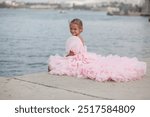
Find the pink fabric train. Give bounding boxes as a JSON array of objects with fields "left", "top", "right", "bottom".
[{"left": 48, "top": 36, "right": 146, "bottom": 82}]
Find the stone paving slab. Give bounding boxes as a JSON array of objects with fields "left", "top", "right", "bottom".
[
  {"left": 14, "top": 71, "right": 150, "bottom": 100},
  {"left": 0, "top": 77, "right": 100, "bottom": 100}
]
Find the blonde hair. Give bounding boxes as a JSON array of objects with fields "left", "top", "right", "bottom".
[{"left": 70, "top": 18, "right": 83, "bottom": 29}]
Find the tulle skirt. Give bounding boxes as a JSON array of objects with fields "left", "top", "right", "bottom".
[{"left": 48, "top": 52, "right": 146, "bottom": 82}]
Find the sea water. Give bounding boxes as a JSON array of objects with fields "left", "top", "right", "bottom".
[{"left": 0, "top": 9, "right": 150, "bottom": 76}]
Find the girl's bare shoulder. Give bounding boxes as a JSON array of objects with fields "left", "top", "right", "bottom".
[{"left": 79, "top": 36, "right": 84, "bottom": 45}]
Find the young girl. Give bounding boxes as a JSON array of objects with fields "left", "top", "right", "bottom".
[
  {"left": 48, "top": 18, "right": 146, "bottom": 82},
  {"left": 66, "top": 18, "right": 84, "bottom": 57}
]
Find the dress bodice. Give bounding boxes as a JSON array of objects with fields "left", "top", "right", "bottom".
[{"left": 66, "top": 36, "right": 87, "bottom": 55}]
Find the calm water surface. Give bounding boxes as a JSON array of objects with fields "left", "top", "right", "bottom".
[{"left": 0, "top": 9, "right": 150, "bottom": 77}]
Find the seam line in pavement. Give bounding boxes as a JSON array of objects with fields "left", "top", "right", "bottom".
[{"left": 13, "top": 78, "right": 112, "bottom": 100}]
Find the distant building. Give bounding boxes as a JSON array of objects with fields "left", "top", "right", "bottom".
[
  {"left": 142, "top": 0, "right": 150, "bottom": 16},
  {"left": 2, "top": 0, "right": 25, "bottom": 8},
  {"left": 4, "top": 0, "right": 18, "bottom": 7}
]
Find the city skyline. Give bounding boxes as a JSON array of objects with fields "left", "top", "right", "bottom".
[{"left": 0, "top": 0, "right": 145, "bottom": 5}]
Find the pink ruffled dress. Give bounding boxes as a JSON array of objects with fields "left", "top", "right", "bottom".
[{"left": 48, "top": 36, "right": 146, "bottom": 82}]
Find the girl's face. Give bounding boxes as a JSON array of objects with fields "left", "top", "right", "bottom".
[{"left": 70, "top": 23, "right": 83, "bottom": 36}]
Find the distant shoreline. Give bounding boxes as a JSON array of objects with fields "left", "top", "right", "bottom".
[
  {"left": 0, "top": 7, "right": 145, "bottom": 17},
  {"left": 0, "top": 1, "right": 107, "bottom": 11},
  {"left": 0, "top": 1, "right": 148, "bottom": 16}
]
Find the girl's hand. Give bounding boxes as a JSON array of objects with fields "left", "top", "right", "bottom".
[{"left": 66, "top": 51, "right": 75, "bottom": 57}]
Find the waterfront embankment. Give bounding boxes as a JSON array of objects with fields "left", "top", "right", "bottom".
[{"left": 0, "top": 58, "right": 149, "bottom": 100}]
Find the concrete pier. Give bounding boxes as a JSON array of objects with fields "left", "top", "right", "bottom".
[{"left": 0, "top": 58, "right": 150, "bottom": 100}]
